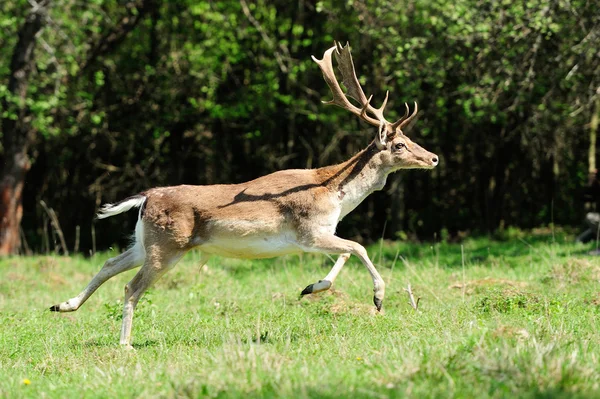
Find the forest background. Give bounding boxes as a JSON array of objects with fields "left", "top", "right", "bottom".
[{"left": 1, "top": 0, "right": 598, "bottom": 255}]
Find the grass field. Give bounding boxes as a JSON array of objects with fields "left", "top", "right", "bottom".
[{"left": 1, "top": 230, "right": 600, "bottom": 398}]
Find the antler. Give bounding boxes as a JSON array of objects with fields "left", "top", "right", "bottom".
[
  {"left": 312, "top": 41, "right": 419, "bottom": 147},
  {"left": 311, "top": 44, "right": 381, "bottom": 127},
  {"left": 332, "top": 42, "right": 395, "bottom": 129},
  {"left": 391, "top": 101, "right": 419, "bottom": 131}
]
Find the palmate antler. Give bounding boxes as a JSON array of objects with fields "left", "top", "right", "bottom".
[{"left": 312, "top": 41, "right": 418, "bottom": 148}]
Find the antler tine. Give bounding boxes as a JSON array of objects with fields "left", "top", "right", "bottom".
[
  {"left": 330, "top": 42, "right": 390, "bottom": 128},
  {"left": 371, "top": 90, "right": 389, "bottom": 122},
  {"left": 334, "top": 43, "right": 394, "bottom": 130},
  {"left": 312, "top": 46, "right": 380, "bottom": 127},
  {"left": 360, "top": 95, "right": 374, "bottom": 119},
  {"left": 390, "top": 102, "right": 410, "bottom": 131},
  {"left": 397, "top": 101, "right": 418, "bottom": 131}
]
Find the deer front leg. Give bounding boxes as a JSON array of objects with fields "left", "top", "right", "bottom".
[
  {"left": 301, "top": 253, "right": 350, "bottom": 296},
  {"left": 303, "top": 235, "right": 385, "bottom": 311}
]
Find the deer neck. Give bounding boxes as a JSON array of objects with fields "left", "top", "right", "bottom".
[{"left": 319, "top": 142, "right": 390, "bottom": 220}]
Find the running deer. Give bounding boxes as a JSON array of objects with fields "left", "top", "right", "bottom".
[{"left": 50, "top": 42, "right": 438, "bottom": 348}]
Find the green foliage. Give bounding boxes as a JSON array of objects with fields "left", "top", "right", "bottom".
[
  {"left": 1, "top": 0, "right": 598, "bottom": 251},
  {"left": 1, "top": 235, "right": 600, "bottom": 397}
]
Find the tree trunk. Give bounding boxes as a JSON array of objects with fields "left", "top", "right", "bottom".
[
  {"left": 0, "top": 2, "right": 50, "bottom": 255},
  {"left": 0, "top": 153, "right": 31, "bottom": 255},
  {"left": 589, "top": 89, "right": 599, "bottom": 174}
]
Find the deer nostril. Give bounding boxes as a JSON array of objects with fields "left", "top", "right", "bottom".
[{"left": 432, "top": 157, "right": 439, "bottom": 164}]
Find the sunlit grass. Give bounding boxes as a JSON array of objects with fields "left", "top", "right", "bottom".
[{"left": 1, "top": 231, "right": 599, "bottom": 398}]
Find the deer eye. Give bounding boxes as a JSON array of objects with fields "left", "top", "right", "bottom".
[{"left": 394, "top": 143, "right": 406, "bottom": 151}]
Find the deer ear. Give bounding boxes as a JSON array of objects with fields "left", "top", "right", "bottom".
[{"left": 375, "top": 121, "right": 387, "bottom": 150}]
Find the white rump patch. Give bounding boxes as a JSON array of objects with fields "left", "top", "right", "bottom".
[
  {"left": 97, "top": 195, "right": 147, "bottom": 219},
  {"left": 134, "top": 207, "right": 146, "bottom": 252}
]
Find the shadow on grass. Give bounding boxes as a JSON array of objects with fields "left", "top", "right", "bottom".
[
  {"left": 80, "top": 338, "right": 160, "bottom": 349},
  {"left": 180, "top": 231, "right": 594, "bottom": 277},
  {"left": 526, "top": 388, "right": 598, "bottom": 399},
  {"left": 165, "top": 381, "right": 600, "bottom": 399},
  {"left": 378, "top": 232, "right": 596, "bottom": 269}
]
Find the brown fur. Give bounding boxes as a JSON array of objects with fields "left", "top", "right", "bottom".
[{"left": 141, "top": 134, "right": 436, "bottom": 254}]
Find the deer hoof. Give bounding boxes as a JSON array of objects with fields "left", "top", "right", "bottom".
[
  {"left": 301, "top": 284, "right": 315, "bottom": 296},
  {"left": 373, "top": 296, "right": 383, "bottom": 312},
  {"left": 301, "top": 280, "right": 332, "bottom": 296}
]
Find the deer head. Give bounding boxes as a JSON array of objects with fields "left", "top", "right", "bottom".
[{"left": 312, "top": 41, "right": 438, "bottom": 171}]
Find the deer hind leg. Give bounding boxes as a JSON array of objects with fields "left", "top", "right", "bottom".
[
  {"left": 301, "top": 253, "right": 351, "bottom": 296},
  {"left": 50, "top": 244, "right": 145, "bottom": 312},
  {"left": 119, "top": 245, "right": 185, "bottom": 349},
  {"left": 302, "top": 235, "right": 385, "bottom": 311}
]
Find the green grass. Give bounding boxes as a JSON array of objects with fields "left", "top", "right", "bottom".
[{"left": 1, "top": 231, "right": 600, "bottom": 398}]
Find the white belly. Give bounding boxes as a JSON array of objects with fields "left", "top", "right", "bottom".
[{"left": 199, "top": 233, "right": 302, "bottom": 259}]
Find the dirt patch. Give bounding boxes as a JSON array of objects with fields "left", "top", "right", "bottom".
[
  {"left": 543, "top": 259, "right": 600, "bottom": 286},
  {"left": 47, "top": 272, "right": 68, "bottom": 286},
  {"left": 302, "top": 287, "right": 349, "bottom": 302},
  {"left": 301, "top": 288, "right": 378, "bottom": 316},
  {"left": 35, "top": 257, "right": 60, "bottom": 272},
  {"left": 449, "top": 277, "right": 528, "bottom": 295},
  {"left": 584, "top": 292, "right": 600, "bottom": 306},
  {"left": 329, "top": 301, "right": 379, "bottom": 316},
  {"left": 493, "top": 325, "right": 531, "bottom": 341},
  {"left": 6, "top": 272, "right": 27, "bottom": 282},
  {"left": 271, "top": 292, "right": 286, "bottom": 300}
]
